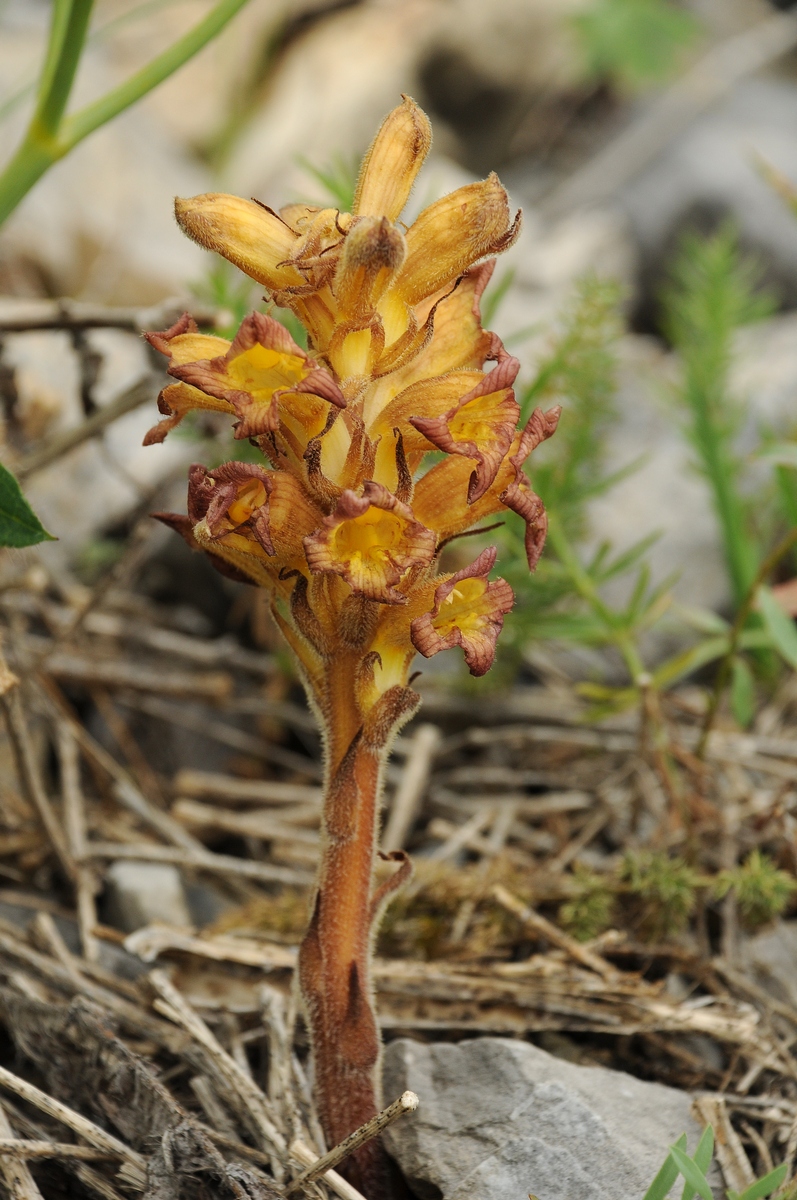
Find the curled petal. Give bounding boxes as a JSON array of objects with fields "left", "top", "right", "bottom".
[
  {"left": 411, "top": 546, "right": 513, "bottom": 676},
  {"left": 353, "top": 95, "right": 432, "bottom": 223},
  {"left": 408, "top": 346, "right": 520, "bottom": 501},
  {"left": 499, "top": 405, "right": 561, "bottom": 570},
  {"left": 143, "top": 381, "right": 234, "bottom": 445},
  {"left": 303, "top": 483, "right": 436, "bottom": 604},
  {"left": 168, "top": 312, "right": 343, "bottom": 440},
  {"left": 397, "top": 175, "right": 521, "bottom": 307},
  {"left": 188, "top": 462, "right": 275, "bottom": 553},
  {"left": 175, "top": 194, "right": 305, "bottom": 291},
  {"left": 145, "top": 313, "right": 230, "bottom": 365},
  {"left": 187, "top": 461, "right": 323, "bottom": 566}
]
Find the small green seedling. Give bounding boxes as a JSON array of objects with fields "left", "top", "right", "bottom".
[{"left": 642, "top": 1125, "right": 788, "bottom": 1200}]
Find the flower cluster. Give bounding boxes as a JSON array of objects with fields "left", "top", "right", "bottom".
[{"left": 148, "top": 98, "right": 558, "bottom": 710}]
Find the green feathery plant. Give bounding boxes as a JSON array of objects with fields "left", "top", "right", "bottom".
[
  {"left": 574, "top": 0, "right": 699, "bottom": 92},
  {"left": 558, "top": 850, "right": 794, "bottom": 943},
  {"left": 662, "top": 226, "right": 774, "bottom": 611}
]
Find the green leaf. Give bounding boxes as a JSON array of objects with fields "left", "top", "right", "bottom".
[
  {"left": 0, "top": 463, "right": 54, "bottom": 547},
  {"left": 730, "top": 656, "right": 756, "bottom": 727},
  {"left": 668, "top": 1144, "right": 712, "bottom": 1200},
  {"left": 681, "top": 1126, "right": 714, "bottom": 1200},
  {"left": 643, "top": 1134, "right": 687, "bottom": 1200},
  {"left": 737, "top": 1163, "right": 788, "bottom": 1200},
  {"left": 651, "top": 636, "right": 729, "bottom": 690},
  {"left": 758, "top": 584, "right": 797, "bottom": 669},
  {"left": 671, "top": 603, "right": 730, "bottom": 636},
  {"left": 758, "top": 442, "right": 797, "bottom": 470}
]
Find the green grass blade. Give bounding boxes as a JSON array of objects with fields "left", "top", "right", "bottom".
[
  {"left": 758, "top": 584, "right": 797, "bottom": 669},
  {"left": 481, "top": 267, "right": 516, "bottom": 326},
  {"left": 758, "top": 442, "right": 797, "bottom": 469},
  {"left": 60, "top": 0, "right": 250, "bottom": 151},
  {"left": 0, "top": 464, "right": 55, "bottom": 547},
  {"left": 730, "top": 656, "right": 756, "bottom": 727},
  {"left": 668, "top": 1144, "right": 712, "bottom": 1200},
  {"left": 737, "top": 1163, "right": 788, "bottom": 1200},
  {"left": 681, "top": 1126, "right": 714, "bottom": 1200},
  {"left": 643, "top": 1134, "right": 687, "bottom": 1200},
  {"left": 34, "top": 0, "right": 94, "bottom": 137}
]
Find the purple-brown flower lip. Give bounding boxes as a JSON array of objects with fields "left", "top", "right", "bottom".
[{"left": 410, "top": 545, "right": 514, "bottom": 676}]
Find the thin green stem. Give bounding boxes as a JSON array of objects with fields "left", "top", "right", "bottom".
[
  {"left": 34, "top": 0, "right": 94, "bottom": 138},
  {"left": 60, "top": 0, "right": 251, "bottom": 151},
  {"left": 0, "top": 136, "right": 56, "bottom": 227},
  {"left": 696, "top": 526, "right": 797, "bottom": 758},
  {"left": 688, "top": 383, "right": 758, "bottom": 607},
  {"left": 0, "top": 0, "right": 250, "bottom": 228}
]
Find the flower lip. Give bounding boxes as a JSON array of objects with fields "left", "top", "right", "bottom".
[
  {"left": 410, "top": 545, "right": 514, "bottom": 676},
  {"left": 188, "top": 461, "right": 275, "bottom": 554},
  {"left": 499, "top": 405, "right": 561, "bottom": 570},
  {"left": 167, "top": 312, "right": 345, "bottom": 440},
  {"left": 145, "top": 311, "right": 197, "bottom": 356},
  {"left": 303, "top": 481, "right": 436, "bottom": 604},
  {"left": 408, "top": 339, "right": 521, "bottom": 502}
]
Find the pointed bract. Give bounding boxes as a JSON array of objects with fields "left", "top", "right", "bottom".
[
  {"left": 353, "top": 95, "right": 432, "bottom": 222},
  {"left": 175, "top": 194, "right": 304, "bottom": 291}
]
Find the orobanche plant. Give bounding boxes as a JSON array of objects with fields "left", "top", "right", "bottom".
[{"left": 145, "top": 97, "right": 558, "bottom": 1194}]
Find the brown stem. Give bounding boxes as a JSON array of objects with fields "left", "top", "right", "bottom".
[{"left": 298, "top": 667, "right": 416, "bottom": 1198}]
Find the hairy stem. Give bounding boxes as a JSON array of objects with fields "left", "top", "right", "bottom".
[{"left": 298, "top": 664, "right": 412, "bottom": 1197}]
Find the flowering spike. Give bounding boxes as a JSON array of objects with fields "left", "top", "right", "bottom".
[{"left": 150, "top": 97, "right": 557, "bottom": 1199}]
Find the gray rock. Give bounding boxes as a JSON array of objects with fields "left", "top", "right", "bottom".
[
  {"left": 621, "top": 78, "right": 797, "bottom": 310},
  {"left": 383, "top": 1036, "right": 703, "bottom": 1200},
  {"left": 740, "top": 919, "right": 797, "bottom": 1008},
  {"left": 104, "top": 862, "right": 192, "bottom": 933}
]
